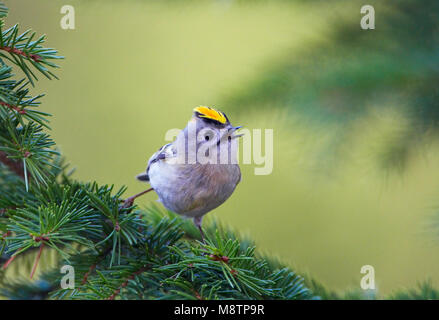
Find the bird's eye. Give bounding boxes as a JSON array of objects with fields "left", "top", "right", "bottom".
[{"left": 205, "top": 136, "right": 210, "bottom": 141}]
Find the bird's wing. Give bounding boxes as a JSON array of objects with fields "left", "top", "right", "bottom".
[{"left": 136, "top": 143, "right": 175, "bottom": 182}]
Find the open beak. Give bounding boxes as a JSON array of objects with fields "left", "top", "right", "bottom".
[
  {"left": 229, "top": 126, "right": 244, "bottom": 139},
  {"left": 218, "top": 126, "right": 244, "bottom": 145}
]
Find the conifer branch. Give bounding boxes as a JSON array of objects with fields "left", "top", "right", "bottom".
[
  {"left": 30, "top": 242, "right": 45, "bottom": 279},
  {"left": 0, "top": 100, "right": 26, "bottom": 114},
  {"left": 0, "top": 150, "right": 25, "bottom": 179},
  {"left": 107, "top": 266, "right": 148, "bottom": 300},
  {"left": 0, "top": 46, "right": 42, "bottom": 63}
]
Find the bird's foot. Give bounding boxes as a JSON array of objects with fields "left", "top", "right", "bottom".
[{"left": 121, "top": 188, "right": 154, "bottom": 210}]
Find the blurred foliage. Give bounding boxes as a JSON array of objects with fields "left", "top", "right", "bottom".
[
  {"left": 1, "top": 278, "right": 54, "bottom": 300},
  {"left": 308, "top": 278, "right": 439, "bottom": 300},
  {"left": 227, "top": 0, "right": 439, "bottom": 170},
  {"left": 389, "top": 281, "right": 439, "bottom": 300}
]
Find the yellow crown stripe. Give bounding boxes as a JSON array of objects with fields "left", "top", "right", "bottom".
[{"left": 193, "top": 106, "right": 227, "bottom": 124}]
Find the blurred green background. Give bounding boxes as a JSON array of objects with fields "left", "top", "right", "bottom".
[{"left": 4, "top": 0, "right": 439, "bottom": 295}]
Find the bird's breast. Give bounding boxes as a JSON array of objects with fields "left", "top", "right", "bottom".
[{"left": 148, "top": 162, "right": 240, "bottom": 217}]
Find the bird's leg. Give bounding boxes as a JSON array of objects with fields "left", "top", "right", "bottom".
[
  {"left": 193, "top": 216, "right": 205, "bottom": 242},
  {"left": 122, "top": 188, "right": 154, "bottom": 209}
]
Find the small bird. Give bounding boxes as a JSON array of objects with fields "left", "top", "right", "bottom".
[{"left": 126, "top": 106, "right": 243, "bottom": 240}]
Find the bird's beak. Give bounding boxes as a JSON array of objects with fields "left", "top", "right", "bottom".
[{"left": 229, "top": 126, "right": 244, "bottom": 138}]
